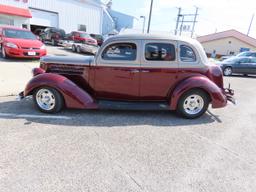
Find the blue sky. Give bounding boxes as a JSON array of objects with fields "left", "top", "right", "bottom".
[{"left": 106, "top": 0, "right": 256, "bottom": 38}]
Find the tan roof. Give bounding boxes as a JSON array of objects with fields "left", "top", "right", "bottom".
[{"left": 197, "top": 29, "right": 256, "bottom": 47}]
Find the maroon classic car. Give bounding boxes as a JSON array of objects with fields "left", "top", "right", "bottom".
[{"left": 19, "top": 34, "right": 235, "bottom": 118}]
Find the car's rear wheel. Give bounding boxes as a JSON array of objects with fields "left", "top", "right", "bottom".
[
  {"left": 72, "top": 45, "right": 77, "bottom": 52},
  {"left": 223, "top": 67, "right": 232, "bottom": 76},
  {"left": 177, "top": 89, "right": 210, "bottom": 119},
  {"left": 33, "top": 87, "right": 64, "bottom": 113}
]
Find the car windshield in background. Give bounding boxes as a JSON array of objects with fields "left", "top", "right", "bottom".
[
  {"left": 52, "top": 29, "right": 66, "bottom": 37},
  {"left": 80, "top": 33, "right": 91, "bottom": 38},
  {"left": 4, "top": 29, "right": 37, "bottom": 40},
  {"left": 223, "top": 57, "right": 240, "bottom": 63}
]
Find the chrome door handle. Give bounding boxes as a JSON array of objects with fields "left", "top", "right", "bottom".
[
  {"left": 130, "top": 69, "right": 140, "bottom": 73},
  {"left": 141, "top": 70, "right": 150, "bottom": 73}
]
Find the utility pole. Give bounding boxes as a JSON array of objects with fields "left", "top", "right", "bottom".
[
  {"left": 147, "top": 0, "right": 154, "bottom": 33},
  {"left": 247, "top": 13, "right": 254, "bottom": 36},
  {"left": 140, "top": 16, "right": 146, "bottom": 34},
  {"left": 175, "top": 7, "right": 182, "bottom": 35},
  {"left": 191, "top": 7, "right": 199, "bottom": 38},
  {"left": 179, "top": 15, "right": 185, "bottom": 36}
]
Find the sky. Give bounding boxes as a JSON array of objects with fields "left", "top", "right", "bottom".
[{"left": 104, "top": 0, "right": 256, "bottom": 38}]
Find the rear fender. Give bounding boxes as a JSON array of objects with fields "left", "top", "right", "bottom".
[
  {"left": 24, "top": 73, "right": 97, "bottom": 109},
  {"left": 169, "top": 76, "right": 227, "bottom": 110}
]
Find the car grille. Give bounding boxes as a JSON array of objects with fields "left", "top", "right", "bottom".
[
  {"left": 21, "top": 47, "right": 40, "bottom": 50},
  {"left": 46, "top": 64, "right": 86, "bottom": 75}
]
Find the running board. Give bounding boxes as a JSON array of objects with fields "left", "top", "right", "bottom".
[{"left": 98, "top": 100, "right": 170, "bottom": 110}]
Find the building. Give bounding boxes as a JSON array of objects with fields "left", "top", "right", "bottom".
[
  {"left": 108, "top": 10, "right": 135, "bottom": 32},
  {"left": 197, "top": 29, "right": 256, "bottom": 57},
  {"left": 0, "top": 0, "right": 135, "bottom": 35},
  {"left": 0, "top": 0, "right": 105, "bottom": 34}
]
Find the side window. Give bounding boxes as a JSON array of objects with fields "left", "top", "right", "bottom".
[
  {"left": 250, "top": 58, "right": 256, "bottom": 63},
  {"left": 145, "top": 43, "right": 175, "bottom": 61},
  {"left": 180, "top": 45, "right": 196, "bottom": 62},
  {"left": 102, "top": 43, "right": 137, "bottom": 61},
  {"left": 239, "top": 58, "right": 249, "bottom": 63}
]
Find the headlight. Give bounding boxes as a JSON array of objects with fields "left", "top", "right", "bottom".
[
  {"left": 40, "top": 45, "right": 46, "bottom": 50},
  {"left": 6, "top": 42, "right": 18, "bottom": 48}
]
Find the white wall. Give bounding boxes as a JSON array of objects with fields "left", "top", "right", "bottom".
[
  {"left": 0, "top": 0, "right": 103, "bottom": 34},
  {"left": 28, "top": 0, "right": 103, "bottom": 33}
]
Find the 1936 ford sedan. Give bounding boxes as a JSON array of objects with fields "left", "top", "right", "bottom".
[{"left": 20, "top": 34, "right": 235, "bottom": 119}]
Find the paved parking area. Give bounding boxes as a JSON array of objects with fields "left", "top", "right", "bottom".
[
  {"left": 0, "top": 45, "right": 82, "bottom": 96},
  {"left": 0, "top": 75, "right": 256, "bottom": 192}
]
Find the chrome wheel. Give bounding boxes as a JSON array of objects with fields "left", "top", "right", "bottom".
[
  {"left": 183, "top": 94, "right": 204, "bottom": 115},
  {"left": 72, "top": 45, "right": 76, "bottom": 52},
  {"left": 224, "top": 67, "right": 232, "bottom": 76},
  {"left": 51, "top": 39, "right": 55, "bottom": 46},
  {"left": 36, "top": 89, "right": 56, "bottom": 111},
  {"left": 77, "top": 46, "right": 81, "bottom": 53}
]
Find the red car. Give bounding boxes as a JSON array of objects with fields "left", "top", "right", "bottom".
[
  {"left": 0, "top": 26, "right": 47, "bottom": 59},
  {"left": 68, "top": 31, "right": 97, "bottom": 46},
  {"left": 19, "top": 34, "right": 235, "bottom": 119}
]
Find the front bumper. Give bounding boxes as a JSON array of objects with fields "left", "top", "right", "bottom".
[
  {"left": 224, "top": 87, "right": 236, "bottom": 105},
  {"left": 5, "top": 47, "right": 47, "bottom": 58}
]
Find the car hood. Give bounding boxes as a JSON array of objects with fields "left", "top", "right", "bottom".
[
  {"left": 41, "top": 56, "right": 95, "bottom": 66},
  {"left": 4, "top": 37, "right": 43, "bottom": 48}
]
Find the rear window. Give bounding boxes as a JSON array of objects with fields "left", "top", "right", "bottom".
[
  {"left": 3, "top": 29, "right": 36, "bottom": 40},
  {"left": 180, "top": 45, "right": 197, "bottom": 62}
]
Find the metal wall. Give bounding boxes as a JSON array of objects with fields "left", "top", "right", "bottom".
[{"left": 0, "top": 0, "right": 103, "bottom": 34}]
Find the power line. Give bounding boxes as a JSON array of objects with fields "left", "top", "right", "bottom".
[{"left": 175, "top": 7, "right": 199, "bottom": 37}]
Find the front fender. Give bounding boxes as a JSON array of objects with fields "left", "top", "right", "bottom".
[
  {"left": 170, "top": 76, "right": 227, "bottom": 110},
  {"left": 24, "top": 73, "right": 97, "bottom": 109}
]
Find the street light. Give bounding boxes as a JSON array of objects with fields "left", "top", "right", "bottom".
[
  {"left": 147, "top": 0, "right": 154, "bottom": 33},
  {"left": 140, "top": 16, "right": 146, "bottom": 34}
]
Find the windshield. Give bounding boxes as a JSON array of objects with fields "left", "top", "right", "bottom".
[
  {"left": 79, "top": 33, "right": 91, "bottom": 38},
  {"left": 3, "top": 29, "right": 37, "bottom": 40},
  {"left": 52, "top": 29, "right": 65, "bottom": 37},
  {"left": 222, "top": 57, "right": 240, "bottom": 63},
  {"left": 236, "top": 52, "right": 251, "bottom": 57}
]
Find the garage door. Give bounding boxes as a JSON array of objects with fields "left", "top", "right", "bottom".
[{"left": 29, "top": 8, "right": 58, "bottom": 28}]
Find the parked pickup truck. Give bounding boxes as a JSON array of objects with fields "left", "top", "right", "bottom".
[{"left": 19, "top": 34, "right": 235, "bottom": 119}]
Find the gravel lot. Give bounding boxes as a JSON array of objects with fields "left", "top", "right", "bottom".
[{"left": 0, "top": 49, "right": 256, "bottom": 191}]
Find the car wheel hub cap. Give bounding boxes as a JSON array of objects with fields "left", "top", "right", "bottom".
[
  {"left": 224, "top": 68, "right": 231, "bottom": 75},
  {"left": 183, "top": 94, "right": 204, "bottom": 115},
  {"left": 36, "top": 89, "right": 55, "bottom": 111}
]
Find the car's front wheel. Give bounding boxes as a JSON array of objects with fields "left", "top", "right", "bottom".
[
  {"left": 51, "top": 39, "right": 57, "bottom": 46},
  {"left": 33, "top": 87, "right": 64, "bottom": 113},
  {"left": 223, "top": 67, "right": 233, "bottom": 76},
  {"left": 1, "top": 46, "right": 7, "bottom": 58},
  {"left": 76, "top": 46, "right": 81, "bottom": 53},
  {"left": 177, "top": 89, "right": 210, "bottom": 119}
]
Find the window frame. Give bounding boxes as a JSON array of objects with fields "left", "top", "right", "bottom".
[
  {"left": 96, "top": 40, "right": 140, "bottom": 67},
  {"left": 101, "top": 42, "right": 138, "bottom": 62},
  {"left": 144, "top": 42, "right": 176, "bottom": 62},
  {"left": 179, "top": 44, "right": 197, "bottom": 63},
  {"left": 141, "top": 40, "right": 178, "bottom": 68}
]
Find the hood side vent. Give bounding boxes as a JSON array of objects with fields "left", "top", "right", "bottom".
[{"left": 46, "top": 64, "right": 86, "bottom": 75}]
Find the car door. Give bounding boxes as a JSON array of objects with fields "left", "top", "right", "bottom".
[
  {"left": 140, "top": 40, "right": 178, "bottom": 100},
  {"left": 94, "top": 40, "right": 140, "bottom": 100},
  {"left": 248, "top": 58, "right": 256, "bottom": 74},
  {"left": 232, "top": 58, "right": 250, "bottom": 74}
]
